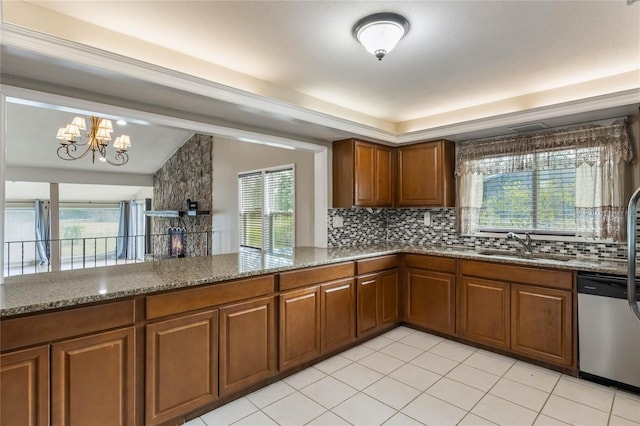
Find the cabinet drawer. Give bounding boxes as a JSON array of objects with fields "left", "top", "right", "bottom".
[
  {"left": 357, "top": 255, "right": 398, "bottom": 275},
  {"left": 146, "top": 275, "right": 275, "bottom": 320},
  {"left": 404, "top": 254, "right": 456, "bottom": 273},
  {"left": 459, "top": 260, "right": 573, "bottom": 290},
  {"left": 1, "top": 300, "right": 135, "bottom": 351},
  {"left": 279, "top": 262, "right": 354, "bottom": 291}
]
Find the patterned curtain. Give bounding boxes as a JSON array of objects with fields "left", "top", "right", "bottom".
[{"left": 455, "top": 119, "right": 633, "bottom": 241}]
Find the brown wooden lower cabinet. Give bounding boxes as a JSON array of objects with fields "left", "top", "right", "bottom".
[
  {"left": 279, "top": 286, "right": 322, "bottom": 371},
  {"left": 357, "top": 269, "right": 400, "bottom": 338},
  {"left": 0, "top": 345, "right": 49, "bottom": 426},
  {"left": 53, "top": 327, "right": 135, "bottom": 426},
  {"left": 357, "top": 275, "right": 379, "bottom": 337},
  {"left": 219, "top": 296, "right": 276, "bottom": 397},
  {"left": 404, "top": 268, "right": 456, "bottom": 334},
  {"left": 321, "top": 278, "right": 356, "bottom": 353},
  {"left": 0, "top": 256, "right": 579, "bottom": 426},
  {"left": 511, "top": 284, "right": 573, "bottom": 367},
  {"left": 146, "top": 311, "right": 218, "bottom": 426},
  {"left": 380, "top": 269, "right": 399, "bottom": 326},
  {"left": 458, "top": 277, "right": 510, "bottom": 350}
]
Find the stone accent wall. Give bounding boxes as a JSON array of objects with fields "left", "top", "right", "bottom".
[
  {"left": 328, "top": 207, "right": 629, "bottom": 260},
  {"left": 152, "top": 133, "right": 213, "bottom": 257}
]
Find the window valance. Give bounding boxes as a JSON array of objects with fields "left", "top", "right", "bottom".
[{"left": 455, "top": 119, "right": 632, "bottom": 176}]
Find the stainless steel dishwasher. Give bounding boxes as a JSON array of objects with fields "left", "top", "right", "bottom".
[{"left": 578, "top": 272, "right": 640, "bottom": 393}]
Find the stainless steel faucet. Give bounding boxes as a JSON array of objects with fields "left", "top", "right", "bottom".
[{"left": 506, "top": 232, "right": 533, "bottom": 253}]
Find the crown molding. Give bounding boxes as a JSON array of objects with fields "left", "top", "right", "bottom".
[{"left": 396, "top": 88, "right": 640, "bottom": 143}]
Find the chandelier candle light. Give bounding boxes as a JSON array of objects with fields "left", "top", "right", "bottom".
[{"left": 56, "top": 116, "right": 132, "bottom": 166}]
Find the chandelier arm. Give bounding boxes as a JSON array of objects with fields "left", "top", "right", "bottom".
[
  {"left": 101, "top": 151, "right": 129, "bottom": 166},
  {"left": 57, "top": 143, "right": 95, "bottom": 161},
  {"left": 72, "top": 137, "right": 92, "bottom": 148}
]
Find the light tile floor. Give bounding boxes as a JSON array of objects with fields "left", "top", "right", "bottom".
[{"left": 186, "top": 327, "right": 640, "bottom": 426}]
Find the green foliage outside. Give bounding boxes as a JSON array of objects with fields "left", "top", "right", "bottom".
[
  {"left": 239, "top": 169, "right": 294, "bottom": 251},
  {"left": 480, "top": 168, "right": 576, "bottom": 232}
]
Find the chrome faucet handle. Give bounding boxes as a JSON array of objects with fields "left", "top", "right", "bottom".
[{"left": 505, "top": 231, "right": 533, "bottom": 253}]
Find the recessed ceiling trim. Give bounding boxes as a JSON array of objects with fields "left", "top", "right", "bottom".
[
  {"left": 1, "top": 23, "right": 398, "bottom": 142},
  {"left": 2, "top": 24, "right": 638, "bottom": 146},
  {"left": 3, "top": 84, "right": 329, "bottom": 154},
  {"left": 395, "top": 88, "right": 640, "bottom": 143}
]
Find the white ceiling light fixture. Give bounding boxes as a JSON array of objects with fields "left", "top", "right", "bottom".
[
  {"left": 55, "top": 116, "right": 132, "bottom": 166},
  {"left": 353, "top": 12, "right": 410, "bottom": 61}
]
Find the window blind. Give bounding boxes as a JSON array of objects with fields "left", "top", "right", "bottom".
[
  {"left": 238, "top": 166, "right": 294, "bottom": 251},
  {"left": 238, "top": 171, "right": 263, "bottom": 249},
  {"left": 265, "top": 168, "right": 294, "bottom": 251},
  {"left": 479, "top": 149, "right": 576, "bottom": 233}
]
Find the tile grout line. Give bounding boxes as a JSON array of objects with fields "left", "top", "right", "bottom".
[
  {"left": 455, "top": 351, "right": 516, "bottom": 426},
  {"left": 194, "top": 329, "right": 638, "bottom": 426}
]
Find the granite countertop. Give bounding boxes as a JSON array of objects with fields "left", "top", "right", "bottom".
[{"left": 0, "top": 243, "right": 633, "bottom": 317}]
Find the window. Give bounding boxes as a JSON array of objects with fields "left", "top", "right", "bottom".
[
  {"left": 239, "top": 166, "right": 294, "bottom": 252},
  {"left": 456, "top": 120, "right": 632, "bottom": 241},
  {"left": 4, "top": 206, "right": 36, "bottom": 243},
  {"left": 480, "top": 149, "right": 576, "bottom": 233},
  {"left": 59, "top": 205, "right": 120, "bottom": 262},
  {"left": 4, "top": 206, "right": 37, "bottom": 268}
]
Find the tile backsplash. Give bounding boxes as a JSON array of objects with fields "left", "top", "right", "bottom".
[{"left": 328, "top": 207, "right": 628, "bottom": 260}]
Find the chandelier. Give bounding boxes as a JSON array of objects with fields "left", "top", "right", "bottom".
[{"left": 56, "top": 116, "right": 132, "bottom": 166}]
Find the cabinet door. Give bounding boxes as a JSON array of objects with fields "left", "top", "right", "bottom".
[
  {"left": 220, "top": 296, "right": 276, "bottom": 396},
  {"left": 321, "top": 279, "right": 356, "bottom": 354},
  {"left": 279, "top": 287, "right": 321, "bottom": 371},
  {"left": 511, "top": 285, "right": 573, "bottom": 367},
  {"left": 379, "top": 269, "right": 399, "bottom": 326},
  {"left": 398, "top": 141, "right": 454, "bottom": 207},
  {"left": 458, "top": 277, "right": 510, "bottom": 350},
  {"left": 357, "top": 275, "right": 379, "bottom": 337},
  {"left": 375, "top": 145, "right": 394, "bottom": 206},
  {"left": 146, "top": 311, "right": 217, "bottom": 425},
  {"left": 53, "top": 327, "right": 135, "bottom": 426},
  {"left": 1, "top": 345, "right": 49, "bottom": 426},
  {"left": 404, "top": 268, "right": 456, "bottom": 335},
  {"left": 354, "top": 141, "right": 376, "bottom": 206}
]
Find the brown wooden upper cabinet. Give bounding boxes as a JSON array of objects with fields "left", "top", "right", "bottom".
[
  {"left": 333, "top": 139, "right": 393, "bottom": 208},
  {"left": 397, "top": 140, "right": 455, "bottom": 207}
]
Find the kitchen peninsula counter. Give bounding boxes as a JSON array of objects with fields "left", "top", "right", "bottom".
[{"left": 0, "top": 243, "right": 631, "bottom": 317}]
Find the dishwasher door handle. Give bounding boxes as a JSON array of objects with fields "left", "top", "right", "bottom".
[{"left": 626, "top": 186, "right": 640, "bottom": 321}]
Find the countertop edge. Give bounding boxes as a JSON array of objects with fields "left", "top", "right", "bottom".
[{"left": 1, "top": 245, "right": 630, "bottom": 317}]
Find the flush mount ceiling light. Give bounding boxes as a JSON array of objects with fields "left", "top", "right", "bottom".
[
  {"left": 56, "top": 116, "right": 132, "bottom": 166},
  {"left": 352, "top": 12, "right": 410, "bottom": 61}
]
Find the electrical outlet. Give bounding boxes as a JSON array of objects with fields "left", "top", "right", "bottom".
[
  {"left": 332, "top": 216, "right": 344, "bottom": 228},
  {"left": 424, "top": 211, "right": 431, "bottom": 226}
]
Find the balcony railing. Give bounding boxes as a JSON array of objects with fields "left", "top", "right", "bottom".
[{"left": 4, "top": 231, "right": 213, "bottom": 277}]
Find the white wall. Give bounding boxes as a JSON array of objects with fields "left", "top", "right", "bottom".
[{"left": 212, "top": 137, "right": 315, "bottom": 254}]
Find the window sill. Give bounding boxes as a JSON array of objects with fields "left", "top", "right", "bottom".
[{"left": 466, "top": 231, "right": 619, "bottom": 244}]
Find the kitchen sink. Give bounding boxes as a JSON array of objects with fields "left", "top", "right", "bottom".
[{"left": 475, "top": 250, "right": 573, "bottom": 262}]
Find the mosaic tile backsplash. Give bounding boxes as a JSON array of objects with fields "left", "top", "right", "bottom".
[{"left": 327, "top": 208, "right": 629, "bottom": 260}]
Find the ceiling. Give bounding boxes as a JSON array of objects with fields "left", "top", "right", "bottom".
[
  {"left": 1, "top": 0, "right": 639, "bottom": 186},
  {"left": 6, "top": 102, "right": 193, "bottom": 174}
]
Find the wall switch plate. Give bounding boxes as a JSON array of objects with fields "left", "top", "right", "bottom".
[
  {"left": 424, "top": 211, "right": 431, "bottom": 226},
  {"left": 332, "top": 216, "right": 344, "bottom": 228}
]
